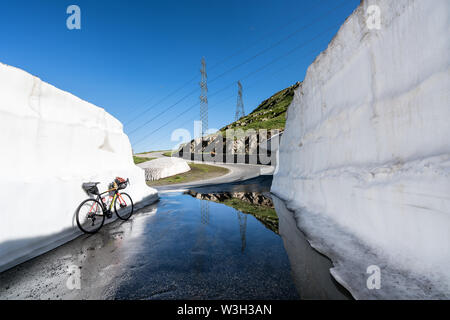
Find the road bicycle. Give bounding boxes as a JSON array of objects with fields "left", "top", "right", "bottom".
[{"left": 76, "top": 177, "right": 134, "bottom": 234}]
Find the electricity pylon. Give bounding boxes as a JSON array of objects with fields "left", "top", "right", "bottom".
[
  {"left": 200, "top": 57, "right": 208, "bottom": 137},
  {"left": 237, "top": 211, "right": 247, "bottom": 252},
  {"left": 235, "top": 81, "right": 245, "bottom": 121},
  {"left": 201, "top": 201, "right": 209, "bottom": 225}
]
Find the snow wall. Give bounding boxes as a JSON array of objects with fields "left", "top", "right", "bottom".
[
  {"left": 138, "top": 157, "right": 190, "bottom": 181},
  {"left": 272, "top": 0, "right": 450, "bottom": 299},
  {"left": 0, "top": 62, "right": 158, "bottom": 272}
]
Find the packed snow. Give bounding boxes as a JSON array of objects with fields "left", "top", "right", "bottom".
[
  {"left": 0, "top": 62, "right": 158, "bottom": 272},
  {"left": 272, "top": 0, "right": 450, "bottom": 298},
  {"left": 137, "top": 157, "right": 190, "bottom": 181}
]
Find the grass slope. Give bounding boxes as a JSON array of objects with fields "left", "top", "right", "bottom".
[
  {"left": 146, "top": 162, "right": 229, "bottom": 186},
  {"left": 220, "top": 82, "right": 300, "bottom": 133},
  {"left": 133, "top": 156, "right": 156, "bottom": 164},
  {"left": 221, "top": 198, "right": 279, "bottom": 233},
  {"left": 135, "top": 149, "right": 171, "bottom": 155}
]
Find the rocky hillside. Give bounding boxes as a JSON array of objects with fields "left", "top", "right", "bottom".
[
  {"left": 220, "top": 82, "right": 300, "bottom": 133},
  {"left": 175, "top": 82, "right": 300, "bottom": 164}
]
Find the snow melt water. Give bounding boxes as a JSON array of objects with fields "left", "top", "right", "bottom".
[
  {"left": 272, "top": 0, "right": 450, "bottom": 299},
  {"left": 0, "top": 62, "right": 158, "bottom": 272}
]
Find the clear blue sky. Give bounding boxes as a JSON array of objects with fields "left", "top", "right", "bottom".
[{"left": 0, "top": 0, "right": 359, "bottom": 152}]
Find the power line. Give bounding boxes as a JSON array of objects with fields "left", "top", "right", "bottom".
[
  {"left": 208, "top": 0, "right": 326, "bottom": 70},
  {"left": 129, "top": 0, "right": 348, "bottom": 135},
  {"left": 161, "top": 33, "right": 329, "bottom": 137},
  {"left": 125, "top": 0, "right": 350, "bottom": 131},
  {"left": 133, "top": 81, "right": 237, "bottom": 146},
  {"left": 208, "top": 0, "right": 350, "bottom": 84},
  {"left": 124, "top": 1, "right": 326, "bottom": 129},
  {"left": 133, "top": 22, "right": 341, "bottom": 147},
  {"left": 124, "top": 74, "right": 197, "bottom": 127},
  {"left": 158, "top": 56, "right": 308, "bottom": 135},
  {"left": 147, "top": 54, "right": 306, "bottom": 143},
  {"left": 121, "top": 95, "right": 156, "bottom": 122},
  {"left": 127, "top": 86, "right": 198, "bottom": 135},
  {"left": 132, "top": 20, "right": 342, "bottom": 148}
]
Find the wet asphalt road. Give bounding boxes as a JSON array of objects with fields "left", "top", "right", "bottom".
[{"left": 0, "top": 184, "right": 298, "bottom": 300}]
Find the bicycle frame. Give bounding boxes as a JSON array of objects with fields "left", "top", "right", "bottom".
[{"left": 87, "top": 188, "right": 128, "bottom": 216}]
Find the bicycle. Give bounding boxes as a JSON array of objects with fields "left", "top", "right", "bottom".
[{"left": 76, "top": 177, "right": 134, "bottom": 234}]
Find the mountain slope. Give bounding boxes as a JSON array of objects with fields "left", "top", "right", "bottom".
[{"left": 220, "top": 82, "right": 300, "bottom": 133}]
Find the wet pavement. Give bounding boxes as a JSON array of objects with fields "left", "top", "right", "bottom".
[
  {"left": 0, "top": 176, "right": 297, "bottom": 299},
  {"left": 113, "top": 192, "right": 298, "bottom": 299},
  {"left": 0, "top": 175, "right": 351, "bottom": 300}
]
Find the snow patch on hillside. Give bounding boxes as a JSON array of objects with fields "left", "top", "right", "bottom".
[{"left": 138, "top": 157, "right": 190, "bottom": 181}]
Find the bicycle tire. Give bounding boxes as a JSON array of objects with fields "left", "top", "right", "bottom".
[
  {"left": 76, "top": 198, "right": 105, "bottom": 234},
  {"left": 114, "top": 192, "right": 134, "bottom": 220}
]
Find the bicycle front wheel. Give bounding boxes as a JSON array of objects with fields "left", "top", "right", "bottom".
[
  {"left": 114, "top": 192, "right": 134, "bottom": 220},
  {"left": 76, "top": 199, "right": 105, "bottom": 234}
]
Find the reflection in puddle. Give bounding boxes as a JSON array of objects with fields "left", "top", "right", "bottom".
[
  {"left": 185, "top": 184, "right": 352, "bottom": 299},
  {"left": 185, "top": 190, "right": 278, "bottom": 234},
  {"left": 112, "top": 191, "right": 299, "bottom": 299},
  {"left": 272, "top": 195, "right": 352, "bottom": 299},
  {"left": 200, "top": 201, "right": 209, "bottom": 225}
]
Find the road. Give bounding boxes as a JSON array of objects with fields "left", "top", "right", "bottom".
[
  {"left": 135, "top": 151, "right": 274, "bottom": 191},
  {"left": 0, "top": 168, "right": 297, "bottom": 300},
  {"left": 0, "top": 153, "right": 281, "bottom": 300}
]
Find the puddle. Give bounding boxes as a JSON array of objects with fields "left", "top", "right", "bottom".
[
  {"left": 185, "top": 190, "right": 279, "bottom": 234},
  {"left": 112, "top": 191, "right": 298, "bottom": 299},
  {"left": 0, "top": 175, "right": 351, "bottom": 300}
]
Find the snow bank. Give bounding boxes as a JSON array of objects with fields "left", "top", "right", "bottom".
[
  {"left": 272, "top": 0, "right": 450, "bottom": 298},
  {"left": 138, "top": 157, "right": 190, "bottom": 181},
  {"left": 0, "top": 62, "right": 158, "bottom": 272}
]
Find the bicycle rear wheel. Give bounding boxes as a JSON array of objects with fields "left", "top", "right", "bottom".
[
  {"left": 114, "top": 192, "right": 134, "bottom": 220},
  {"left": 76, "top": 199, "right": 105, "bottom": 234}
]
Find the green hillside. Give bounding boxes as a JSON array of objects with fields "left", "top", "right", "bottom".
[{"left": 220, "top": 82, "right": 300, "bottom": 133}]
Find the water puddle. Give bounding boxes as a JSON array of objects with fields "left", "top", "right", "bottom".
[
  {"left": 182, "top": 184, "right": 352, "bottom": 299},
  {"left": 112, "top": 191, "right": 298, "bottom": 299},
  {"left": 185, "top": 190, "right": 278, "bottom": 233},
  {"left": 0, "top": 175, "right": 351, "bottom": 300}
]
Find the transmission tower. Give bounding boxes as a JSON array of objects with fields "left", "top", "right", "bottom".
[
  {"left": 201, "top": 201, "right": 209, "bottom": 225},
  {"left": 235, "top": 81, "right": 245, "bottom": 121},
  {"left": 200, "top": 57, "right": 208, "bottom": 137},
  {"left": 237, "top": 211, "right": 247, "bottom": 252}
]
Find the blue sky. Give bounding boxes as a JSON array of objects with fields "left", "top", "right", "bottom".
[{"left": 0, "top": 0, "right": 359, "bottom": 152}]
